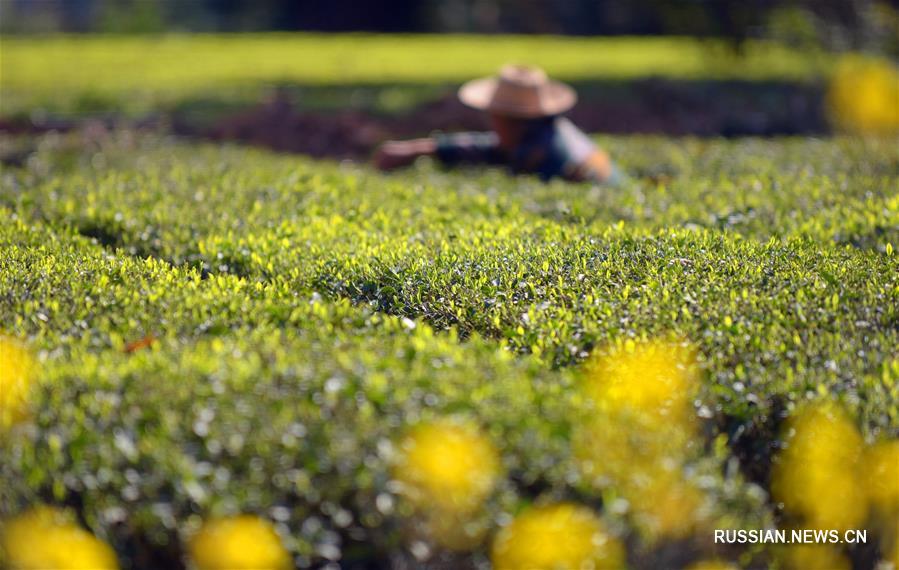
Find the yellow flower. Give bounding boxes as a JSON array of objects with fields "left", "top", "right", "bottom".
[
  {"left": 686, "top": 562, "right": 738, "bottom": 570},
  {"left": 0, "top": 336, "right": 36, "bottom": 430},
  {"left": 628, "top": 473, "right": 706, "bottom": 540},
  {"left": 394, "top": 419, "right": 500, "bottom": 515},
  {"left": 782, "top": 544, "right": 850, "bottom": 570},
  {"left": 575, "top": 409, "right": 693, "bottom": 489},
  {"left": 772, "top": 403, "right": 867, "bottom": 531},
  {"left": 583, "top": 339, "right": 698, "bottom": 426},
  {"left": 189, "top": 515, "right": 290, "bottom": 570},
  {"left": 863, "top": 439, "right": 899, "bottom": 516},
  {"left": 1, "top": 506, "right": 118, "bottom": 570},
  {"left": 491, "top": 503, "right": 625, "bottom": 570},
  {"left": 575, "top": 339, "right": 706, "bottom": 540},
  {"left": 827, "top": 55, "right": 899, "bottom": 135}
]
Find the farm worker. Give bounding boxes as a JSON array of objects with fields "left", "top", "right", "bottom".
[{"left": 374, "top": 64, "right": 622, "bottom": 185}]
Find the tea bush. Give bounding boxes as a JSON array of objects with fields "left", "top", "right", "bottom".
[
  {"left": 1, "top": 131, "right": 897, "bottom": 568},
  {"left": 2, "top": 215, "right": 764, "bottom": 567}
]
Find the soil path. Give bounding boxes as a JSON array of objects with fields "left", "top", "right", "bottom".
[{"left": 2, "top": 80, "right": 827, "bottom": 161}]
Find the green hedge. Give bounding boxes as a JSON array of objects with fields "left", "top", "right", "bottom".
[
  {"left": 1, "top": 132, "right": 896, "bottom": 568},
  {"left": 0, "top": 217, "right": 764, "bottom": 567}
]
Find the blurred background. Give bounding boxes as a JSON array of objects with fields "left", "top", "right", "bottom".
[
  {"left": 3, "top": 0, "right": 898, "bottom": 53},
  {"left": 1, "top": 0, "right": 897, "bottom": 159}
]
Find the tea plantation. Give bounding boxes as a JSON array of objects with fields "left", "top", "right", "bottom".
[
  {"left": 1, "top": 129, "right": 897, "bottom": 568},
  {"left": 1, "top": 32, "right": 898, "bottom": 570}
]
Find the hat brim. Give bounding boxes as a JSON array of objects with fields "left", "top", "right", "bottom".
[{"left": 458, "top": 76, "right": 577, "bottom": 118}]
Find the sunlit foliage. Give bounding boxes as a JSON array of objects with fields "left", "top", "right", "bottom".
[{"left": 0, "top": 131, "right": 895, "bottom": 567}]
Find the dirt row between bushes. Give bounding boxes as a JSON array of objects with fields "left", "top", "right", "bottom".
[{"left": 1, "top": 79, "right": 829, "bottom": 162}]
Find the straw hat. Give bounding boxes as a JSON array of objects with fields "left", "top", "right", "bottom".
[{"left": 458, "top": 65, "right": 577, "bottom": 118}]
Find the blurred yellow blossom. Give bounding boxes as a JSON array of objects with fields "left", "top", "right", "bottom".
[
  {"left": 1, "top": 506, "right": 118, "bottom": 570},
  {"left": 782, "top": 544, "right": 850, "bottom": 570},
  {"left": 686, "top": 561, "right": 739, "bottom": 570},
  {"left": 491, "top": 503, "right": 625, "bottom": 570},
  {"left": 863, "top": 439, "right": 899, "bottom": 517},
  {"left": 582, "top": 339, "right": 698, "bottom": 425},
  {"left": 772, "top": 403, "right": 867, "bottom": 532},
  {"left": 189, "top": 515, "right": 290, "bottom": 570},
  {"left": 575, "top": 339, "right": 706, "bottom": 540},
  {"left": 394, "top": 419, "right": 500, "bottom": 515},
  {"left": 0, "top": 336, "right": 37, "bottom": 430},
  {"left": 827, "top": 55, "right": 899, "bottom": 135},
  {"left": 576, "top": 339, "right": 699, "bottom": 483},
  {"left": 575, "top": 408, "right": 694, "bottom": 490},
  {"left": 629, "top": 473, "right": 707, "bottom": 539}
]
